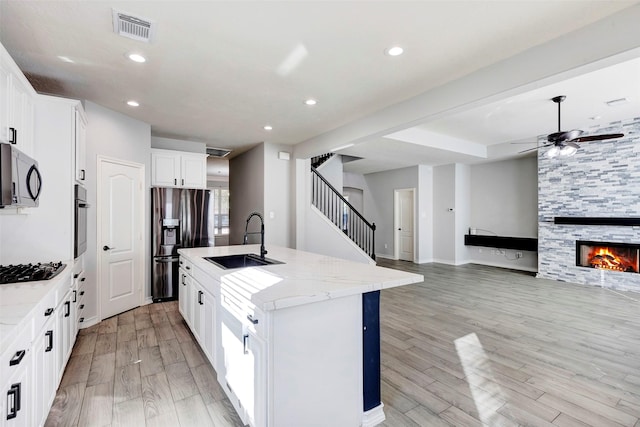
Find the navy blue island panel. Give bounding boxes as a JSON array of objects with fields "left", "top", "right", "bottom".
[{"left": 362, "top": 290, "right": 381, "bottom": 412}]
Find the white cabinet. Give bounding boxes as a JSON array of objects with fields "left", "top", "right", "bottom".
[
  {"left": 192, "top": 280, "right": 217, "bottom": 366},
  {"left": 32, "top": 316, "right": 57, "bottom": 427},
  {"left": 0, "top": 326, "right": 32, "bottom": 427},
  {"left": 178, "top": 265, "right": 193, "bottom": 328},
  {"left": 74, "top": 107, "right": 87, "bottom": 183},
  {"left": 219, "top": 307, "right": 265, "bottom": 427},
  {"left": 151, "top": 149, "right": 207, "bottom": 189},
  {"left": 0, "top": 43, "right": 36, "bottom": 157}
]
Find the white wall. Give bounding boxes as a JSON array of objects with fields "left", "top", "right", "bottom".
[
  {"left": 229, "top": 144, "right": 264, "bottom": 245},
  {"left": 343, "top": 187, "right": 363, "bottom": 212},
  {"left": 417, "top": 165, "right": 433, "bottom": 263},
  {"left": 432, "top": 165, "right": 456, "bottom": 263},
  {"left": 264, "top": 143, "right": 291, "bottom": 248},
  {"left": 470, "top": 156, "right": 538, "bottom": 237},
  {"left": 455, "top": 164, "right": 471, "bottom": 263},
  {"left": 151, "top": 136, "right": 206, "bottom": 153},
  {"left": 84, "top": 101, "right": 151, "bottom": 323},
  {"left": 363, "top": 166, "right": 419, "bottom": 259}
]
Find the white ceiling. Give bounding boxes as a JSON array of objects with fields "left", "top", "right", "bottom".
[{"left": 0, "top": 1, "right": 638, "bottom": 173}]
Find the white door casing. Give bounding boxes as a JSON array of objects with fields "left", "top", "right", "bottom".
[
  {"left": 394, "top": 188, "right": 415, "bottom": 262},
  {"left": 98, "top": 157, "right": 144, "bottom": 319}
]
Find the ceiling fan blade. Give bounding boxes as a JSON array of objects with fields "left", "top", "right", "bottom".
[
  {"left": 566, "top": 141, "right": 580, "bottom": 149},
  {"left": 571, "top": 133, "right": 624, "bottom": 143},
  {"left": 518, "top": 142, "right": 553, "bottom": 154}
]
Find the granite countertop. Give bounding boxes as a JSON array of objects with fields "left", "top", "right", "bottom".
[
  {"left": 0, "top": 264, "right": 72, "bottom": 352},
  {"left": 178, "top": 245, "right": 424, "bottom": 311}
]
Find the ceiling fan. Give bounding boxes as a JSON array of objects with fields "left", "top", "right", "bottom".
[{"left": 519, "top": 95, "right": 624, "bottom": 158}]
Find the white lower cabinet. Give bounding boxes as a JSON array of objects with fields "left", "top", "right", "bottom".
[
  {"left": 2, "top": 350, "right": 32, "bottom": 427},
  {"left": 219, "top": 307, "right": 265, "bottom": 427},
  {"left": 32, "top": 316, "right": 56, "bottom": 427}
]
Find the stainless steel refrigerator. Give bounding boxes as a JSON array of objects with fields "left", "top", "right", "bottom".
[{"left": 151, "top": 187, "right": 214, "bottom": 301}]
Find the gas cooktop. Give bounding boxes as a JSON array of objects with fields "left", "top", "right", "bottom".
[{"left": 0, "top": 262, "right": 66, "bottom": 285}]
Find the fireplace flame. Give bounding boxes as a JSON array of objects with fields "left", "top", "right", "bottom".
[{"left": 588, "top": 247, "right": 634, "bottom": 272}]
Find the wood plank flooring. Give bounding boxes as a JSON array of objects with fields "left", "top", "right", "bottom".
[
  {"left": 45, "top": 301, "right": 243, "bottom": 427},
  {"left": 376, "top": 260, "right": 640, "bottom": 427},
  {"left": 45, "top": 262, "right": 640, "bottom": 426}
]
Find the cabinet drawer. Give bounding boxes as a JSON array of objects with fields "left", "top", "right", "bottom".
[
  {"left": 193, "top": 264, "right": 219, "bottom": 295},
  {"left": 179, "top": 257, "right": 193, "bottom": 274},
  {"left": 0, "top": 324, "right": 32, "bottom": 384}
]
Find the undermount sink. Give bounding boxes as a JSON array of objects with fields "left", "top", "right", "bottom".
[{"left": 204, "top": 253, "right": 284, "bottom": 270}]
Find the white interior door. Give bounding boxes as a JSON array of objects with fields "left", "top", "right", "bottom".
[
  {"left": 395, "top": 189, "right": 415, "bottom": 261},
  {"left": 99, "top": 157, "right": 144, "bottom": 319}
]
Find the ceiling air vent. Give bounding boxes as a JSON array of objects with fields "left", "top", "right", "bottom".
[
  {"left": 207, "top": 147, "right": 232, "bottom": 158},
  {"left": 112, "top": 9, "right": 154, "bottom": 42}
]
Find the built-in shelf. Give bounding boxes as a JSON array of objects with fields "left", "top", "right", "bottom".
[
  {"left": 554, "top": 217, "right": 640, "bottom": 226},
  {"left": 464, "top": 235, "right": 538, "bottom": 251}
]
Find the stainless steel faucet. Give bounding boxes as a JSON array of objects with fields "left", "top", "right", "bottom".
[{"left": 243, "top": 211, "right": 267, "bottom": 259}]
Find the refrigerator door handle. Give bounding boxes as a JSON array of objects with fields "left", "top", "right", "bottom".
[{"left": 155, "top": 257, "right": 179, "bottom": 263}]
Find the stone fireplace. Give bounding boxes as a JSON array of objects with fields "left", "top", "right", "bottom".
[{"left": 537, "top": 117, "right": 640, "bottom": 293}]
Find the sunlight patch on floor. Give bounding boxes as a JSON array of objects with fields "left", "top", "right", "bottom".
[{"left": 454, "top": 332, "right": 505, "bottom": 424}]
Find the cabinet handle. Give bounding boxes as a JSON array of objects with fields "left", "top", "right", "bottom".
[
  {"left": 81, "top": 277, "right": 86, "bottom": 282},
  {"left": 181, "top": 179, "right": 184, "bottom": 186},
  {"left": 186, "top": 266, "right": 191, "bottom": 270},
  {"left": 80, "top": 291, "right": 85, "bottom": 296},
  {"left": 79, "top": 317, "right": 85, "bottom": 323},
  {"left": 182, "top": 274, "right": 186, "bottom": 286},
  {"left": 73, "top": 290, "right": 77, "bottom": 303},
  {"left": 243, "top": 334, "right": 249, "bottom": 355},
  {"left": 79, "top": 304, "right": 85, "bottom": 310},
  {"left": 65, "top": 301, "right": 71, "bottom": 317},
  {"left": 74, "top": 273, "right": 79, "bottom": 279},
  {"left": 45, "top": 330, "right": 54, "bottom": 352},
  {"left": 9, "top": 350, "right": 26, "bottom": 366},
  {"left": 80, "top": 169, "right": 85, "bottom": 181},
  {"left": 198, "top": 290, "right": 203, "bottom": 305},
  {"left": 174, "top": 178, "right": 177, "bottom": 185},
  {"left": 8, "top": 127, "right": 16, "bottom": 145},
  {"left": 6, "top": 382, "right": 21, "bottom": 420},
  {"left": 246, "top": 314, "right": 258, "bottom": 325},
  {"left": 44, "top": 307, "right": 54, "bottom": 316}
]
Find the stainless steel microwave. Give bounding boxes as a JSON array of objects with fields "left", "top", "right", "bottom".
[{"left": 0, "top": 143, "right": 42, "bottom": 208}]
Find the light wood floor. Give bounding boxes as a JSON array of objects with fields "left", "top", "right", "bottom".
[
  {"left": 376, "top": 260, "right": 640, "bottom": 427},
  {"left": 46, "top": 262, "right": 640, "bottom": 426},
  {"left": 44, "top": 300, "right": 244, "bottom": 427}
]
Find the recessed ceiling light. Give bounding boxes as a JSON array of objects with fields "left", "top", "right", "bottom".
[
  {"left": 57, "top": 56, "right": 74, "bottom": 63},
  {"left": 386, "top": 46, "right": 404, "bottom": 56},
  {"left": 304, "top": 99, "right": 317, "bottom": 106},
  {"left": 606, "top": 97, "right": 629, "bottom": 107},
  {"left": 127, "top": 100, "right": 140, "bottom": 107},
  {"left": 127, "top": 53, "right": 146, "bottom": 63},
  {"left": 264, "top": 125, "right": 273, "bottom": 131}
]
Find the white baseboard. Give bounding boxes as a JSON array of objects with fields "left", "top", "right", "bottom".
[
  {"left": 467, "top": 259, "right": 538, "bottom": 273},
  {"left": 362, "top": 403, "right": 385, "bottom": 427},
  {"left": 79, "top": 315, "right": 99, "bottom": 329},
  {"left": 375, "top": 253, "right": 397, "bottom": 260}
]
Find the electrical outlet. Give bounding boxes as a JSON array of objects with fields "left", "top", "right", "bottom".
[
  {"left": 516, "top": 252, "right": 523, "bottom": 259},
  {"left": 384, "top": 243, "right": 388, "bottom": 249}
]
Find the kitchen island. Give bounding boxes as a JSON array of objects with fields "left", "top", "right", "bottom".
[{"left": 177, "top": 245, "right": 423, "bottom": 427}]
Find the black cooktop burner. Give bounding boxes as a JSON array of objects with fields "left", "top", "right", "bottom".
[{"left": 0, "top": 262, "right": 66, "bottom": 285}]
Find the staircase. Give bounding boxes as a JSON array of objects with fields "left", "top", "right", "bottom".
[{"left": 310, "top": 159, "right": 376, "bottom": 260}]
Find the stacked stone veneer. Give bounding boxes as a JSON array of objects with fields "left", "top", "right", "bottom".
[{"left": 537, "top": 117, "right": 640, "bottom": 293}]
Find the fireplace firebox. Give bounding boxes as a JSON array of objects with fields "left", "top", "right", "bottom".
[{"left": 576, "top": 240, "right": 640, "bottom": 273}]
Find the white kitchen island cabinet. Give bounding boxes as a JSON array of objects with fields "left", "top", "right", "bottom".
[{"left": 178, "top": 245, "right": 423, "bottom": 427}]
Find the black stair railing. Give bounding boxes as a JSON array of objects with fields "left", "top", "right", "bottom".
[
  {"left": 311, "top": 166, "right": 376, "bottom": 260},
  {"left": 311, "top": 153, "right": 335, "bottom": 169}
]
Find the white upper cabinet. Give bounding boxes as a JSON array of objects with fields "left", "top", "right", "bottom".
[
  {"left": 74, "top": 107, "right": 87, "bottom": 183},
  {"left": 0, "top": 43, "right": 36, "bottom": 157},
  {"left": 151, "top": 148, "right": 207, "bottom": 189}
]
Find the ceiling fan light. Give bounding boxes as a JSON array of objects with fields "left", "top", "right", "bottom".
[
  {"left": 559, "top": 144, "right": 578, "bottom": 157},
  {"left": 546, "top": 146, "right": 561, "bottom": 158}
]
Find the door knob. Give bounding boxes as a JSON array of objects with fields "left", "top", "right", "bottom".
[{"left": 103, "top": 245, "right": 112, "bottom": 251}]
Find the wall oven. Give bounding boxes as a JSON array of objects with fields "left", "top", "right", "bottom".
[{"left": 74, "top": 184, "right": 89, "bottom": 258}]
